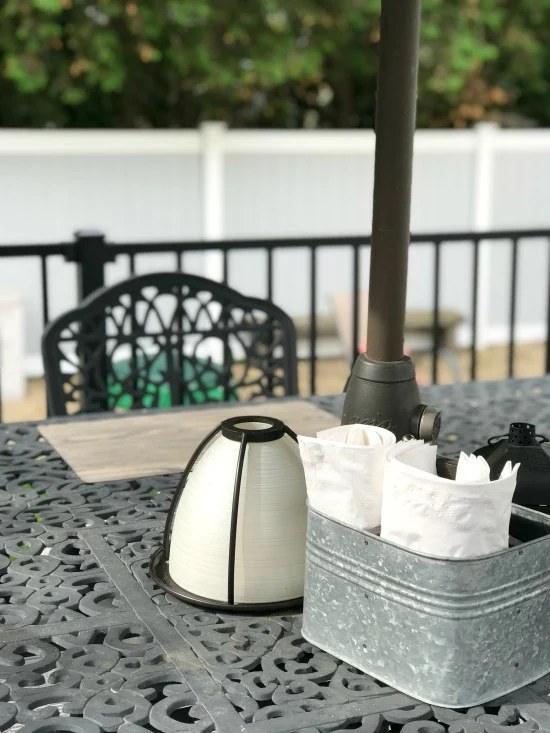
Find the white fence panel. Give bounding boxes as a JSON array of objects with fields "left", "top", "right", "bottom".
[{"left": 0, "top": 123, "right": 550, "bottom": 374}]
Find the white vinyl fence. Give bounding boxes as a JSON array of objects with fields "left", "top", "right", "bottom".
[{"left": 1, "top": 121, "right": 550, "bottom": 377}]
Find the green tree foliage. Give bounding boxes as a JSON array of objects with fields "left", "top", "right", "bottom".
[{"left": 2, "top": 0, "right": 550, "bottom": 129}]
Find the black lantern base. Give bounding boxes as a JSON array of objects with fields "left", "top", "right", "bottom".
[
  {"left": 473, "top": 422, "right": 550, "bottom": 507},
  {"left": 150, "top": 548, "right": 303, "bottom": 614}
]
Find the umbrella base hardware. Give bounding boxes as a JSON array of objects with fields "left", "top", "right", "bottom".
[{"left": 341, "top": 354, "right": 440, "bottom": 442}]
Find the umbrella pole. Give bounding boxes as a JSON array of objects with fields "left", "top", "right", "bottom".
[
  {"left": 367, "top": 0, "right": 420, "bottom": 362},
  {"left": 341, "top": 0, "right": 441, "bottom": 441}
]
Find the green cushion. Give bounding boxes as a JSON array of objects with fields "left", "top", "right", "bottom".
[{"left": 106, "top": 353, "right": 237, "bottom": 410}]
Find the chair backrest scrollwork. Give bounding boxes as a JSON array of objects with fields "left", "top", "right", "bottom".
[{"left": 42, "top": 273, "right": 298, "bottom": 416}]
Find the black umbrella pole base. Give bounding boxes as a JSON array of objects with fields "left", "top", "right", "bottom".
[{"left": 341, "top": 354, "right": 441, "bottom": 442}]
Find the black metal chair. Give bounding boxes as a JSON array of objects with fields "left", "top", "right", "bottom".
[{"left": 42, "top": 272, "right": 298, "bottom": 416}]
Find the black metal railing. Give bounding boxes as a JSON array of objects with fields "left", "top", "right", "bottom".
[{"left": 1, "top": 228, "right": 550, "bottom": 420}]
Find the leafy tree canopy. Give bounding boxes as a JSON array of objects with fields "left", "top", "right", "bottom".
[{"left": 2, "top": 0, "right": 550, "bottom": 128}]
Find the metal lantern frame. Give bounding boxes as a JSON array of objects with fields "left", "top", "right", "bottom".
[{"left": 150, "top": 415, "right": 304, "bottom": 613}]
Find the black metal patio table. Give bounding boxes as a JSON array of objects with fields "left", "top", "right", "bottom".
[{"left": 1, "top": 377, "right": 550, "bottom": 733}]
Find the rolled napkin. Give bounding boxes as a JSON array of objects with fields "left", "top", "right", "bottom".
[
  {"left": 298, "top": 424, "right": 396, "bottom": 531},
  {"left": 381, "top": 446, "right": 520, "bottom": 558}
]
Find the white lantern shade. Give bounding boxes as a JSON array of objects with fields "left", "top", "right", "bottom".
[{"left": 151, "top": 416, "right": 308, "bottom": 611}]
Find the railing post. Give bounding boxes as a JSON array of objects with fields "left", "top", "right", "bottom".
[
  {"left": 73, "top": 229, "right": 107, "bottom": 301},
  {"left": 66, "top": 229, "right": 109, "bottom": 413}
]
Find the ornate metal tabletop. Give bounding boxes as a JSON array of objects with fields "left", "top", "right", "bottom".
[{"left": 1, "top": 377, "right": 550, "bottom": 733}]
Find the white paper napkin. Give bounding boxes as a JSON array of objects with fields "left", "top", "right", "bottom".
[
  {"left": 455, "top": 452, "right": 491, "bottom": 483},
  {"left": 381, "top": 445, "right": 519, "bottom": 558},
  {"left": 298, "top": 424, "right": 396, "bottom": 531}
]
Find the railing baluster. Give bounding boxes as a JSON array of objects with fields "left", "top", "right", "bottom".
[
  {"left": 179, "top": 252, "right": 185, "bottom": 272},
  {"left": 309, "top": 247, "right": 317, "bottom": 396},
  {"left": 130, "top": 292, "right": 139, "bottom": 408},
  {"left": 432, "top": 241, "right": 441, "bottom": 384},
  {"left": 219, "top": 250, "right": 230, "bottom": 399},
  {"left": 174, "top": 288, "right": 183, "bottom": 406},
  {"left": 40, "top": 256, "right": 49, "bottom": 325},
  {"left": 266, "top": 248, "right": 273, "bottom": 301},
  {"left": 471, "top": 239, "right": 479, "bottom": 381},
  {"left": 352, "top": 244, "right": 360, "bottom": 364},
  {"left": 40, "top": 255, "right": 51, "bottom": 416},
  {"left": 546, "top": 238, "right": 550, "bottom": 374},
  {"left": 127, "top": 252, "right": 138, "bottom": 404},
  {"left": 265, "top": 248, "right": 275, "bottom": 394},
  {"left": 174, "top": 252, "right": 184, "bottom": 401},
  {"left": 223, "top": 250, "right": 229, "bottom": 285},
  {"left": 508, "top": 237, "right": 519, "bottom": 378}
]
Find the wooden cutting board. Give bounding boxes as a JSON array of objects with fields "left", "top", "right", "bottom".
[{"left": 38, "top": 400, "right": 340, "bottom": 483}]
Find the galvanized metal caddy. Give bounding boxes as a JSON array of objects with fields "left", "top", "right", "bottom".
[{"left": 302, "top": 503, "right": 550, "bottom": 708}]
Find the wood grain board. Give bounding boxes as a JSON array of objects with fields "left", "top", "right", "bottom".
[{"left": 38, "top": 400, "right": 340, "bottom": 483}]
